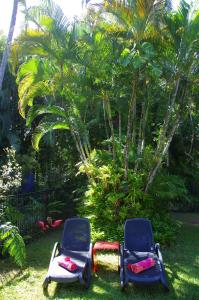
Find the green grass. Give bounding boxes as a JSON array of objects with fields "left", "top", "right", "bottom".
[{"left": 0, "top": 218, "right": 199, "bottom": 300}]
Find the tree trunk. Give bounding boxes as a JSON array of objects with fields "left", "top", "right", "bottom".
[
  {"left": 0, "top": 0, "right": 19, "bottom": 91},
  {"left": 119, "top": 111, "right": 122, "bottom": 142},
  {"left": 103, "top": 99, "right": 111, "bottom": 151},
  {"left": 124, "top": 79, "right": 137, "bottom": 179},
  {"left": 156, "top": 78, "right": 180, "bottom": 154},
  {"left": 145, "top": 119, "right": 179, "bottom": 193},
  {"left": 104, "top": 94, "right": 116, "bottom": 161}
]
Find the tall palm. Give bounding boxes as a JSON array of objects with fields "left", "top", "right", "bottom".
[
  {"left": 0, "top": 0, "right": 19, "bottom": 91},
  {"left": 145, "top": 0, "right": 199, "bottom": 191},
  {"left": 94, "top": 0, "right": 166, "bottom": 177},
  {"left": 15, "top": 0, "right": 91, "bottom": 164}
]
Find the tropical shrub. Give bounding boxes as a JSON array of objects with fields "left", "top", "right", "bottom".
[
  {"left": 78, "top": 148, "right": 185, "bottom": 244},
  {"left": 0, "top": 222, "right": 26, "bottom": 267},
  {"left": 0, "top": 148, "right": 26, "bottom": 266}
]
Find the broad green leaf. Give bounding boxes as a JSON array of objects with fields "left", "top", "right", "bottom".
[
  {"left": 32, "top": 121, "right": 70, "bottom": 150},
  {"left": 94, "top": 32, "right": 103, "bottom": 44},
  {"left": 39, "top": 15, "right": 54, "bottom": 29},
  {"left": 26, "top": 105, "right": 66, "bottom": 127},
  {"left": 16, "top": 58, "right": 40, "bottom": 83},
  {"left": 132, "top": 54, "right": 146, "bottom": 69},
  {"left": 141, "top": 42, "right": 155, "bottom": 59},
  {"left": 120, "top": 48, "right": 133, "bottom": 66}
]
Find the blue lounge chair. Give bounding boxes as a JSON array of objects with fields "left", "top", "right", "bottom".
[
  {"left": 43, "top": 217, "right": 92, "bottom": 290},
  {"left": 120, "top": 218, "right": 169, "bottom": 291}
]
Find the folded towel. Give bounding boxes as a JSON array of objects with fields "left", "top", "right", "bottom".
[
  {"left": 58, "top": 256, "right": 78, "bottom": 271},
  {"left": 37, "top": 221, "right": 47, "bottom": 231},
  {"left": 51, "top": 219, "right": 62, "bottom": 228},
  {"left": 127, "top": 257, "right": 155, "bottom": 273}
]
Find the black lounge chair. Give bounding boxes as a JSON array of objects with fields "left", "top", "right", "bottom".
[
  {"left": 120, "top": 218, "right": 169, "bottom": 291},
  {"left": 43, "top": 217, "right": 92, "bottom": 290}
]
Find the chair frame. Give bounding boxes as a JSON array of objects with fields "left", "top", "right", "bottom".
[
  {"left": 120, "top": 218, "right": 169, "bottom": 292},
  {"left": 43, "top": 218, "right": 92, "bottom": 290}
]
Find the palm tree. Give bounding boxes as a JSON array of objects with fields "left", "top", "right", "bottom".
[
  {"left": 0, "top": 0, "right": 19, "bottom": 91},
  {"left": 14, "top": 0, "right": 91, "bottom": 166},
  {"left": 94, "top": 0, "right": 167, "bottom": 178},
  {"left": 145, "top": 0, "right": 199, "bottom": 191}
]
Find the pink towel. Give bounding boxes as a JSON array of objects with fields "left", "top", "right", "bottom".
[
  {"left": 58, "top": 257, "right": 78, "bottom": 271},
  {"left": 51, "top": 219, "right": 63, "bottom": 228},
  {"left": 127, "top": 257, "right": 155, "bottom": 273}
]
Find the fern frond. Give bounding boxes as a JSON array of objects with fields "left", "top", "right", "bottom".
[{"left": 0, "top": 223, "right": 26, "bottom": 267}]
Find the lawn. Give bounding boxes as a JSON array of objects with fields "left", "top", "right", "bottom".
[{"left": 0, "top": 216, "right": 199, "bottom": 300}]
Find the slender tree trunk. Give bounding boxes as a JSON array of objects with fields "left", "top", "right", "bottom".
[
  {"left": 124, "top": 79, "right": 137, "bottom": 179},
  {"left": 145, "top": 79, "right": 189, "bottom": 192},
  {"left": 0, "top": 0, "right": 19, "bottom": 91},
  {"left": 104, "top": 94, "right": 116, "bottom": 161},
  {"left": 119, "top": 111, "right": 122, "bottom": 142},
  {"left": 187, "top": 112, "right": 194, "bottom": 159},
  {"left": 103, "top": 99, "right": 111, "bottom": 151},
  {"left": 145, "top": 119, "right": 179, "bottom": 192},
  {"left": 137, "top": 102, "right": 145, "bottom": 157},
  {"left": 140, "top": 97, "right": 149, "bottom": 155},
  {"left": 156, "top": 78, "right": 180, "bottom": 154},
  {"left": 70, "top": 128, "right": 85, "bottom": 163}
]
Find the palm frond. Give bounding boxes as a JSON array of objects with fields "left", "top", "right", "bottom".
[
  {"left": 0, "top": 222, "right": 26, "bottom": 267},
  {"left": 32, "top": 120, "right": 70, "bottom": 150},
  {"left": 26, "top": 105, "right": 66, "bottom": 126}
]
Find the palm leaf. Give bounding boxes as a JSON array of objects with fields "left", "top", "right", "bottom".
[
  {"left": 0, "top": 222, "right": 26, "bottom": 267},
  {"left": 32, "top": 120, "right": 70, "bottom": 150},
  {"left": 26, "top": 105, "right": 66, "bottom": 126}
]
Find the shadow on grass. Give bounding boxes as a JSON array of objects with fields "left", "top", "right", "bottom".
[
  {"left": 46, "top": 265, "right": 199, "bottom": 300},
  {"left": 1, "top": 224, "right": 199, "bottom": 300},
  {"left": 0, "top": 229, "right": 61, "bottom": 289}
]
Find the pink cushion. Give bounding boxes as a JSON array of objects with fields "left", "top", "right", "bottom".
[
  {"left": 127, "top": 257, "right": 155, "bottom": 273},
  {"left": 58, "top": 256, "right": 78, "bottom": 272}
]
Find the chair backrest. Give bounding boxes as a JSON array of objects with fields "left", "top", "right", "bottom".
[
  {"left": 124, "top": 218, "right": 154, "bottom": 252},
  {"left": 62, "top": 218, "right": 91, "bottom": 251}
]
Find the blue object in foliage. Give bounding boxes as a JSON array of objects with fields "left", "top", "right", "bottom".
[{"left": 21, "top": 171, "right": 35, "bottom": 193}]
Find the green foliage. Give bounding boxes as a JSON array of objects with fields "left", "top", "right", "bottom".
[
  {"left": 150, "top": 173, "right": 187, "bottom": 202},
  {"left": 32, "top": 121, "right": 69, "bottom": 150},
  {"left": 78, "top": 149, "right": 182, "bottom": 244},
  {"left": 0, "top": 148, "right": 26, "bottom": 266},
  {"left": 0, "top": 148, "right": 22, "bottom": 195},
  {"left": 11, "top": 0, "right": 199, "bottom": 247},
  {"left": 0, "top": 222, "right": 26, "bottom": 267}
]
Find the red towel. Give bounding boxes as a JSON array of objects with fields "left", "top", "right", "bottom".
[
  {"left": 127, "top": 257, "right": 155, "bottom": 273},
  {"left": 51, "top": 219, "right": 62, "bottom": 228},
  {"left": 37, "top": 221, "right": 47, "bottom": 231},
  {"left": 58, "top": 257, "right": 78, "bottom": 271}
]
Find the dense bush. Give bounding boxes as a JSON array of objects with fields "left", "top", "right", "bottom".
[
  {"left": 0, "top": 148, "right": 26, "bottom": 266},
  {"left": 78, "top": 149, "right": 185, "bottom": 245}
]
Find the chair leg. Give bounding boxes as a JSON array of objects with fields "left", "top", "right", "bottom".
[
  {"left": 161, "top": 272, "right": 169, "bottom": 292},
  {"left": 161, "top": 280, "right": 169, "bottom": 292},
  {"left": 83, "top": 264, "right": 91, "bottom": 289},
  {"left": 120, "top": 263, "right": 127, "bottom": 291},
  {"left": 43, "top": 277, "right": 50, "bottom": 290}
]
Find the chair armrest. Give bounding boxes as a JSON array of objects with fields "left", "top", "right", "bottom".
[
  {"left": 89, "top": 243, "right": 93, "bottom": 260},
  {"left": 120, "top": 243, "right": 124, "bottom": 252},
  {"left": 155, "top": 242, "right": 163, "bottom": 263},
  {"left": 49, "top": 242, "right": 60, "bottom": 265},
  {"left": 120, "top": 243, "right": 124, "bottom": 266}
]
